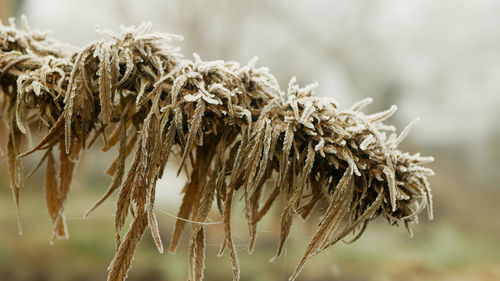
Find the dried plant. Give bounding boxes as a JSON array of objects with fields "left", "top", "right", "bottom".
[{"left": 0, "top": 17, "right": 434, "bottom": 281}]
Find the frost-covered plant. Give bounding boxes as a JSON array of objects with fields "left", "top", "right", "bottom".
[{"left": 0, "top": 17, "right": 434, "bottom": 281}]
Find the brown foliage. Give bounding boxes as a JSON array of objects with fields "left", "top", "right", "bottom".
[{"left": 0, "top": 17, "right": 434, "bottom": 281}]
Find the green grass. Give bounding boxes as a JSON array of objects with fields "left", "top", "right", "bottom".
[{"left": 1, "top": 167, "right": 499, "bottom": 281}]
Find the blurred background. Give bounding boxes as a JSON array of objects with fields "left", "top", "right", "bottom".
[{"left": 1, "top": 0, "right": 499, "bottom": 280}]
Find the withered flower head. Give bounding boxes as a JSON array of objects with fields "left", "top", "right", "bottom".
[{"left": 0, "top": 17, "right": 434, "bottom": 281}]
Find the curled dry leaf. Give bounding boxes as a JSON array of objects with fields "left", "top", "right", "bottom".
[{"left": 0, "top": 18, "right": 434, "bottom": 281}]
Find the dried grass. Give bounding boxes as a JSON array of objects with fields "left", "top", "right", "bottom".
[{"left": 0, "top": 17, "right": 434, "bottom": 281}]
